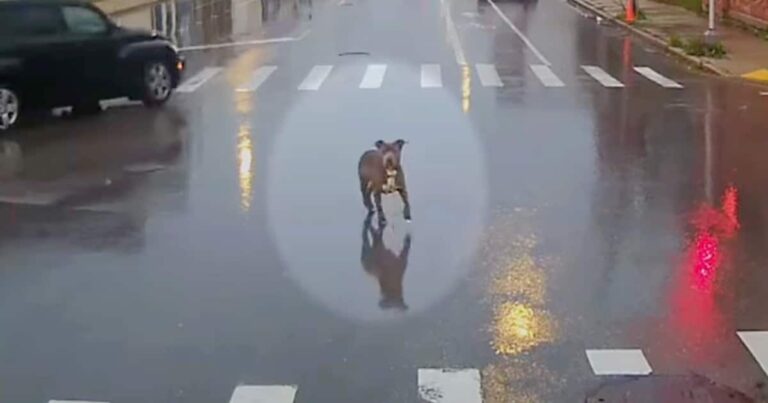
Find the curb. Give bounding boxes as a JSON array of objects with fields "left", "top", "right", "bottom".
[{"left": 566, "top": 0, "right": 730, "bottom": 76}]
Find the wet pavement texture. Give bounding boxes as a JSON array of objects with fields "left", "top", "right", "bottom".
[{"left": 2, "top": 0, "right": 768, "bottom": 401}]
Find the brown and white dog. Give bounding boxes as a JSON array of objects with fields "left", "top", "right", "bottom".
[{"left": 357, "top": 139, "right": 411, "bottom": 224}]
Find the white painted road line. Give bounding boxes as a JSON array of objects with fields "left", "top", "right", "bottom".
[
  {"left": 441, "top": 0, "right": 467, "bottom": 66},
  {"left": 530, "top": 64, "right": 565, "bottom": 87},
  {"left": 229, "top": 385, "right": 297, "bottom": 403},
  {"left": 586, "top": 349, "right": 652, "bottom": 375},
  {"left": 178, "top": 30, "right": 310, "bottom": 51},
  {"left": 50, "top": 400, "right": 109, "bottom": 403},
  {"left": 298, "top": 65, "right": 333, "bottom": 91},
  {"left": 421, "top": 64, "right": 442, "bottom": 88},
  {"left": 485, "top": 0, "right": 551, "bottom": 66},
  {"left": 359, "top": 64, "right": 387, "bottom": 89},
  {"left": 634, "top": 66, "right": 683, "bottom": 88},
  {"left": 236, "top": 65, "right": 277, "bottom": 92},
  {"left": 475, "top": 64, "right": 503, "bottom": 87},
  {"left": 582, "top": 65, "right": 625, "bottom": 88},
  {"left": 738, "top": 331, "right": 768, "bottom": 376},
  {"left": 417, "top": 368, "right": 482, "bottom": 403},
  {"left": 176, "top": 67, "right": 223, "bottom": 93}
]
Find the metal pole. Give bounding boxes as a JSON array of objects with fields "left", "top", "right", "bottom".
[{"left": 705, "top": 0, "right": 716, "bottom": 37}]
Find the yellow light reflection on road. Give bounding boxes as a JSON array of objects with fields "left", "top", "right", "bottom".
[
  {"left": 226, "top": 48, "right": 270, "bottom": 212},
  {"left": 462, "top": 65, "right": 471, "bottom": 113},
  {"left": 482, "top": 360, "right": 565, "bottom": 403},
  {"left": 481, "top": 210, "right": 559, "bottom": 357},
  {"left": 491, "top": 302, "right": 556, "bottom": 356},
  {"left": 237, "top": 123, "right": 253, "bottom": 211}
]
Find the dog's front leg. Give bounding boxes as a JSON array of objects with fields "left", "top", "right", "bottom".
[
  {"left": 374, "top": 190, "right": 386, "bottom": 225},
  {"left": 396, "top": 171, "right": 411, "bottom": 221}
]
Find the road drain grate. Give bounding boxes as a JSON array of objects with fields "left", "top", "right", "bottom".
[
  {"left": 338, "top": 51, "right": 371, "bottom": 57},
  {"left": 586, "top": 374, "right": 754, "bottom": 402}
]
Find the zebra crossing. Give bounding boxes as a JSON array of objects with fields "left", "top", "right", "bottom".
[
  {"left": 46, "top": 331, "right": 768, "bottom": 403},
  {"left": 175, "top": 63, "right": 685, "bottom": 95}
]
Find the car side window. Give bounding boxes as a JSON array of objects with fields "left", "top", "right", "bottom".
[
  {"left": 0, "top": 5, "right": 66, "bottom": 37},
  {"left": 62, "top": 6, "right": 110, "bottom": 35}
]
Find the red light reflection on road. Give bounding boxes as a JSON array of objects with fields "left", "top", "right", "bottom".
[
  {"left": 722, "top": 185, "right": 739, "bottom": 233},
  {"left": 691, "top": 231, "right": 719, "bottom": 290},
  {"left": 653, "top": 186, "right": 740, "bottom": 370}
]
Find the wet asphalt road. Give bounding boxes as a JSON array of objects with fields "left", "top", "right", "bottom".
[{"left": 2, "top": 0, "right": 768, "bottom": 401}]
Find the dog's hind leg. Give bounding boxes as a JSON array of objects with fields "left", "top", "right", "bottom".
[{"left": 360, "top": 178, "right": 374, "bottom": 213}]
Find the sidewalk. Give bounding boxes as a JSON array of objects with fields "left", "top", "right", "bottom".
[
  {"left": 93, "top": 0, "right": 159, "bottom": 16},
  {"left": 568, "top": 0, "right": 768, "bottom": 81}
]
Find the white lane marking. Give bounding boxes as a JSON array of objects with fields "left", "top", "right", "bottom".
[
  {"left": 475, "top": 64, "right": 503, "bottom": 87},
  {"left": 530, "top": 64, "right": 565, "bottom": 87},
  {"left": 176, "top": 67, "right": 223, "bottom": 93},
  {"left": 359, "top": 64, "right": 387, "bottom": 89},
  {"left": 581, "top": 65, "right": 625, "bottom": 88},
  {"left": 179, "top": 30, "right": 310, "bottom": 51},
  {"left": 633, "top": 66, "right": 683, "bottom": 88},
  {"left": 421, "top": 64, "right": 442, "bottom": 88},
  {"left": 418, "top": 368, "right": 482, "bottom": 403},
  {"left": 50, "top": 400, "right": 109, "bottom": 403},
  {"left": 440, "top": 0, "right": 467, "bottom": 65},
  {"left": 586, "top": 349, "right": 652, "bottom": 375},
  {"left": 485, "top": 0, "right": 551, "bottom": 66},
  {"left": 236, "top": 65, "right": 278, "bottom": 92},
  {"left": 298, "top": 65, "right": 333, "bottom": 91},
  {"left": 229, "top": 385, "right": 297, "bottom": 403},
  {"left": 738, "top": 331, "right": 768, "bottom": 376}
]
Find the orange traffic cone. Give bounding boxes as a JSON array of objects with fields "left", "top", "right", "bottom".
[{"left": 626, "top": 0, "right": 636, "bottom": 23}]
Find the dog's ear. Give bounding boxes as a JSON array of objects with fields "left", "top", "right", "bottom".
[
  {"left": 375, "top": 140, "right": 385, "bottom": 149},
  {"left": 394, "top": 139, "right": 406, "bottom": 150}
]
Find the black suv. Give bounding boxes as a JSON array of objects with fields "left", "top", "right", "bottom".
[{"left": 0, "top": 0, "right": 184, "bottom": 130}]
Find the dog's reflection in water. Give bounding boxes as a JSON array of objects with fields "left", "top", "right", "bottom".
[{"left": 360, "top": 214, "right": 411, "bottom": 311}]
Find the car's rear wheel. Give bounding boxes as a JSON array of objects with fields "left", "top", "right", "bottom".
[
  {"left": 141, "top": 61, "right": 173, "bottom": 107},
  {"left": 0, "top": 87, "right": 20, "bottom": 131}
]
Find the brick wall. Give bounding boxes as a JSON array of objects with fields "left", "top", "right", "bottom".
[{"left": 717, "top": 0, "right": 768, "bottom": 28}]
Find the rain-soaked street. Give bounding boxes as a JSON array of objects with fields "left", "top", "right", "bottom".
[{"left": 2, "top": 0, "right": 768, "bottom": 401}]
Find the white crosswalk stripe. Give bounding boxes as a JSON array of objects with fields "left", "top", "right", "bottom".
[
  {"left": 530, "top": 64, "right": 565, "bottom": 87},
  {"left": 236, "top": 65, "right": 278, "bottom": 92},
  {"left": 586, "top": 349, "right": 652, "bottom": 375},
  {"left": 174, "top": 63, "right": 695, "bottom": 94},
  {"left": 418, "top": 368, "right": 482, "bottom": 403},
  {"left": 176, "top": 67, "right": 223, "bottom": 93},
  {"left": 421, "top": 64, "right": 442, "bottom": 88},
  {"left": 228, "top": 385, "right": 297, "bottom": 403},
  {"left": 475, "top": 64, "right": 503, "bottom": 87},
  {"left": 299, "top": 65, "right": 333, "bottom": 91},
  {"left": 634, "top": 66, "right": 683, "bottom": 88},
  {"left": 582, "top": 65, "right": 625, "bottom": 88},
  {"left": 360, "top": 64, "right": 388, "bottom": 89},
  {"left": 738, "top": 331, "right": 768, "bottom": 376}
]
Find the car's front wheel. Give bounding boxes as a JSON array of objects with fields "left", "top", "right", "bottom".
[
  {"left": 141, "top": 61, "right": 173, "bottom": 107},
  {"left": 0, "top": 86, "right": 20, "bottom": 131}
]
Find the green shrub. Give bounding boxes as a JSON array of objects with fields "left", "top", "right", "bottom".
[
  {"left": 683, "top": 38, "right": 727, "bottom": 58},
  {"left": 669, "top": 35, "right": 684, "bottom": 48}
]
